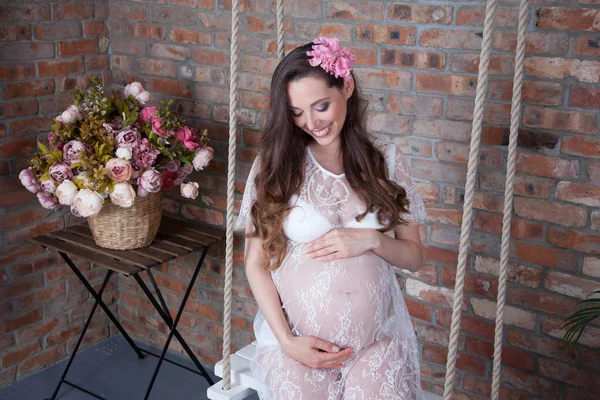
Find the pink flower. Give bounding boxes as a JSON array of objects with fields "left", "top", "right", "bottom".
[
  {"left": 63, "top": 140, "right": 87, "bottom": 165},
  {"left": 164, "top": 160, "right": 180, "bottom": 173},
  {"left": 115, "top": 128, "right": 140, "bottom": 148},
  {"left": 56, "top": 105, "right": 81, "bottom": 125},
  {"left": 192, "top": 146, "right": 214, "bottom": 171},
  {"left": 105, "top": 158, "right": 133, "bottom": 183},
  {"left": 40, "top": 177, "right": 57, "bottom": 194},
  {"left": 72, "top": 189, "right": 103, "bottom": 217},
  {"left": 175, "top": 126, "right": 201, "bottom": 151},
  {"left": 161, "top": 171, "right": 177, "bottom": 190},
  {"left": 152, "top": 118, "right": 167, "bottom": 136},
  {"left": 174, "top": 163, "right": 193, "bottom": 185},
  {"left": 19, "top": 168, "right": 39, "bottom": 193},
  {"left": 124, "top": 82, "right": 151, "bottom": 105},
  {"left": 133, "top": 138, "right": 160, "bottom": 169},
  {"left": 306, "top": 36, "right": 356, "bottom": 81},
  {"left": 48, "top": 132, "right": 64, "bottom": 151},
  {"left": 37, "top": 191, "right": 58, "bottom": 210},
  {"left": 109, "top": 182, "right": 136, "bottom": 208},
  {"left": 140, "top": 107, "right": 160, "bottom": 123},
  {"left": 139, "top": 169, "right": 162, "bottom": 194},
  {"left": 180, "top": 182, "right": 199, "bottom": 199},
  {"left": 49, "top": 162, "right": 74, "bottom": 182}
]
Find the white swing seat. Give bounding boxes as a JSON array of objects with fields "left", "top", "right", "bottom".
[{"left": 207, "top": 342, "right": 259, "bottom": 399}]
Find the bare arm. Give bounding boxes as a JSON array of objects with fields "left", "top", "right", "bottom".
[{"left": 370, "top": 223, "right": 423, "bottom": 272}]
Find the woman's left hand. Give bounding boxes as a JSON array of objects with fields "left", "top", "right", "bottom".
[{"left": 305, "top": 228, "right": 380, "bottom": 261}]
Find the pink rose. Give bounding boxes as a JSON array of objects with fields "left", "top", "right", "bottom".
[
  {"left": 37, "top": 191, "right": 58, "bottom": 209},
  {"left": 105, "top": 158, "right": 132, "bottom": 183},
  {"left": 175, "top": 126, "right": 201, "bottom": 151},
  {"left": 140, "top": 107, "right": 160, "bottom": 123},
  {"left": 19, "top": 168, "right": 39, "bottom": 193},
  {"left": 161, "top": 171, "right": 177, "bottom": 190},
  {"left": 49, "top": 162, "right": 74, "bottom": 182},
  {"left": 174, "top": 163, "right": 193, "bottom": 185},
  {"left": 152, "top": 118, "right": 167, "bottom": 136},
  {"left": 115, "top": 128, "right": 140, "bottom": 148},
  {"left": 133, "top": 138, "right": 159, "bottom": 169},
  {"left": 164, "top": 160, "right": 180, "bottom": 173},
  {"left": 192, "top": 146, "right": 214, "bottom": 171},
  {"left": 63, "top": 140, "right": 87, "bottom": 165},
  {"left": 139, "top": 169, "right": 162, "bottom": 194}
]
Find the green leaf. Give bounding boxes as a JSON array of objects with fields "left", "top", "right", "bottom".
[
  {"left": 38, "top": 141, "right": 50, "bottom": 154},
  {"left": 70, "top": 162, "right": 82, "bottom": 169}
]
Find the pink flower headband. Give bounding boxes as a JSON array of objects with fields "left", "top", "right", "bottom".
[{"left": 306, "top": 37, "right": 356, "bottom": 81}]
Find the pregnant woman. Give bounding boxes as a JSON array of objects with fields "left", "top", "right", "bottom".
[{"left": 236, "top": 37, "right": 428, "bottom": 400}]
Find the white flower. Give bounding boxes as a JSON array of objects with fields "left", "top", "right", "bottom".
[
  {"left": 124, "top": 82, "right": 151, "bottom": 104},
  {"left": 180, "top": 182, "right": 199, "bottom": 199},
  {"left": 116, "top": 147, "right": 132, "bottom": 160},
  {"left": 192, "top": 146, "right": 214, "bottom": 171},
  {"left": 56, "top": 105, "right": 81, "bottom": 125},
  {"left": 137, "top": 91, "right": 151, "bottom": 105},
  {"left": 109, "top": 182, "right": 136, "bottom": 208},
  {"left": 56, "top": 180, "right": 79, "bottom": 206},
  {"left": 71, "top": 189, "right": 104, "bottom": 217}
]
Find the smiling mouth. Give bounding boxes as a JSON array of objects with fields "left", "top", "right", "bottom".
[{"left": 312, "top": 123, "right": 332, "bottom": 137}]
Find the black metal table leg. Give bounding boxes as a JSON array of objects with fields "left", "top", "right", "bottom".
[
  {"left": 59, "top": 252, "right": 145, "bottom": 360},
  {"left": 142, "top": 246, "right": 213, "bottom": 399}
]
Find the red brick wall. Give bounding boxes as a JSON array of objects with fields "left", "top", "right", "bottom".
[
  {"left": 2, "top": 0, "right": 600, "bottom": 398},
  {"left": 0, "top": 0, "right": 115, "bottom": 388}
]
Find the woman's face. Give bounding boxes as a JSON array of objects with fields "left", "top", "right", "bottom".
[{"left": 287, "top": 76, "right": 353, "bottom": 149}]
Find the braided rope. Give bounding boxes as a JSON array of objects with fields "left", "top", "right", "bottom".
[
  {"left": 276, "top": 0, "right": 285, "bottom": 61},
  {"left": 442, "top": 0, "right": 498, "bottom": 397},
  {"left": 491, "top": 0, "right": 529, "bottom": 398},
  {"left": 222, "top": 0, "right": 241, "bottom": 390}
]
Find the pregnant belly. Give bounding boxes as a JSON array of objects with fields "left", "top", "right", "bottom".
[{"left": 276, "top": 248, "right": 393, "bottom": 351}]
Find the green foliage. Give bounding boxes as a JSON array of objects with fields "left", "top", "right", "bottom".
[{"left": 563, "top": 290, "right": 600, "bottom": 346}]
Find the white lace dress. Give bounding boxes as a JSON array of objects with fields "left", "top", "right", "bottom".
[{"left": 235, "top": 140, "right": 427, "bottom": 400}]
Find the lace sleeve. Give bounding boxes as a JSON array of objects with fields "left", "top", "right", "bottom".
[
  {"left": 235, "top": 154, "right": 261, "bottom": 233},
  {"left": 386, "top": 143, "right": 427, "bottom": 225}
]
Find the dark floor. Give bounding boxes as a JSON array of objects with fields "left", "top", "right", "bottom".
[{"left": 0, "top": 335, "right": 259, "bottom": 400}]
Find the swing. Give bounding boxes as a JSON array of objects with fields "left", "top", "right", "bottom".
[{"left": 207, "top": 0, "right": 531, "bottom": 396}]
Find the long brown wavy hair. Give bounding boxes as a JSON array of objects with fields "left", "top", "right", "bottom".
[{"left": 250, "top": 43, "right": 411, "bottom": 269}]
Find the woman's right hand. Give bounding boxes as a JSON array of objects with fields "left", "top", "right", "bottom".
[{"left": 281, "top": 335, "right": 354, "bottom": 369}]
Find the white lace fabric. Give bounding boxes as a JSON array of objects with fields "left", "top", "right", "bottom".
[{"left": 236, "top": 140, "right": 427, "bottom": 400}]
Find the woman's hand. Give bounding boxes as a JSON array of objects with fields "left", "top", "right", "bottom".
[
  {"left": 305, "top": 228, "right": 380, "bottom": 261},
  {"left": 281, "top": 335, "right": 354, "bottom": 369}
]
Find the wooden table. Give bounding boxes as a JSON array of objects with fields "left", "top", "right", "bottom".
[{"left": 30, "top": 216, "right": 225, "bottom": 400}]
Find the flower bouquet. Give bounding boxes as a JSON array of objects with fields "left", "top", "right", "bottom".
[{"left": 19, "top": 77, "right": 214, "bottom": 249}]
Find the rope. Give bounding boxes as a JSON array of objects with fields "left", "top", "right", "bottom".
[
  {"left": 442, "top": 0, "right": 498, "bottom": 396},
  {"left": 491, "top": 0, "right": 529, "bottom": 398},
  {"left": 222, "top": 0, "right": 241, "bottom": 389},
  {"left": 276, "top": 0, "right": 285, "bottom": 61}
]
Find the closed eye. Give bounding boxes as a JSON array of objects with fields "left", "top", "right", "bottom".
[{"left": 316, "top": 102, "right": 329, "bottom": 112}]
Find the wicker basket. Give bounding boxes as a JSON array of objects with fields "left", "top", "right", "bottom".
[{"left": 88, "top": 191, "right": 162, "bottom": 250}]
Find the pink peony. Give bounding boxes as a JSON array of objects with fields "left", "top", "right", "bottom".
[
  {"left": 40, "top": 177, "right": 57, "bottom": 194},
  {"left": 192, "top": 146, "right": 214, "bottom": 171},
  {"left": 56, "top": 180, "right": 79, "bottom": 206},
  {"left": 151, "top": 118, "right": 167, "bottom": 136},
  {"left": 132, "top": 138, "right": 160, "bottom": 169},
  {"left": 19, "top": 168, "right": 39, "bottom": 193},
  {"left": 115, "top": 127, "right": 140, "bottom": 148},
  {"left": 71, "top": 189, "right": 103, "bottom": 217},
  {"left": 109, "top": 183, "right": 136, "bottom": 208},
  {"left": 140, "top": 107, "right": 160, "bottom": 123},
  {"left": 63, "top": 140, "right": 87, "bottom": 165},
  {"left": 161, "top": 171, "right": 177, "bottom": 190},
  {"left": 124, "top": 82, "right": 151, "bottom": 105},
  {"left": 49, "top": 162, "right": 74, "bottom": 182},
  {"left": 306, "top": 36, "right": 356, "bottom": 81},
  {"left": 180, "top": 182, "right": 199, "bottom": 199},
  {"left": 139, "top": 169, "right": 162, "bottom": 194},
  {"left": 174, "top": 163, "right": 193, "bottom": 185},
  {"left": 105, "top": 158, "right": 132, "bottom": 183},
  {"left": 48, "top": 132, "right": 64, "bottom": 151},
  {"left": 175, "top": 126, "right": 201, "bottom": 151},
  {"left": 56, "top": 105, "right": 81, "bottom": 125},
  {"left": 37, "top": 191, "right": 58, "bottom": 209},
  {"left": 164, "top": 160, "right": 180, "bottom": 173}
]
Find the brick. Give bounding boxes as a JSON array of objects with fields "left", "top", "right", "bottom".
[
  {"left": 590, "top": 163, "right": 600, "bottom": 182},
  {"left": 34, "top": 22, "right": 81, "bottom": 41},
  {"left": 110, "top": 38, "right": 146, "bottom": 56},
  {"left": 411, "top": 159, "right": 466, "bottom": 186},
  {"left": 367, "top": 113, "right": 410, "bottom": 135},
  {"left": 463, "top": 376, "right": 491, "bottom": 398},
  {"left": 562, "top": 135, "right": 600, "bottom": 159},
  {"left": 536, "top": 7, "right": 600, "bottom": 32},
  {"left": 450, "top": 54, "right": 515, "bottom": 75},
  {"left": 127, "top": 23, "right": 165, "bottom": 40},
  {"left": 516, "top": 152, "right": 579, "bottom": 179},
  {"left": 3, "top": 80, "right": 54, "bottom": 100},
  {"left": 348, "top": 46, "right": 377, "bottom": 65},
  {"left": 0, "top": 100, "right": 39, "bottom": 120},
  {"left": 197, "top": 12, "right": 235, "bottom": 31},
  {"left": 470, "top": 297, "right": 536, "bottom": 330},
  {"left": 0, "top": 24, "right": 31, "bottom": 41},
  {"left": 516, "top": 129, "right": 559, "bottom": 152},
  {"left": 475, "top": 256, "right": 542, "bottom": 288},
  {"left": 457, "top": 5, "right": 518, "bottom": 26},
  {"left": 437, "top": 310, "right": 496, "bottom": 340},
  {"left": 501, "top": 367, "right": 560, "bottom": 399},
  {"left": 583, "top": 257, "right": 600, "bottom": 278},
  {"left": 422, "top": 344, "right": 486, "bottom": 376},
  {"left": 416, "top": 74, "right": 476, "bottom": 97},
  {"left": 0, "top": 5, "right": 51, "bottom": 21},
  {"left": 17, "top": 315, "right": 67, "bottom": 344},
  {"left": 136, "top": 58, "right": 177, "bottom": 78},
  {"left": 583, "top": 348, "right": 600, "bottom": 373},
  {"left": 19, "top": 345, "right": 65, "bottom": 375},
  {"left": 543, "top": 317, "right": 600, "bottom": 348},
  {"left": 473, "top": 192, "right": 505, "bottom": 213},
  {"left": 182, "top": 65, "right": 225, "bottom": 85},
  {"left": 524, "top": 104, "right": 599, "bottom": 134},
  {"left": 37, "top": 58, "right": 85, "bottom": 77},
  {"left": 547, "top": 226, "right": 600, "bottom": 254},
  {"left": 195, "top": 86, "right": 228, "bottom": 104},
  {"left": 514, "top": 197, "right": 586, "bottom": 227},
  {"left": 487, "top": 80, "right": 564, "bottom": 106},
  {"left": 404, "top": 297, "right": 433, "bottom": 321},
  {"left": 493, "top": 31, "right": 569, "bottom": 54},
  {"left": 86, "top": 54, "right": 109, "bottom": 72},
  {"left": 413, "top": 321, "right": 449, "bottom": 346},
  {"left": 168, "top": 27, "right": 211, "bottom": 44},
  {"left": 514, "top": 241, "right": 579, "bottom": 271},
  {"left": 545, "top": 271, "right": 600, "bottom": 300},
  {"left": 108, "top": 3, "right": 148, "bottom": 20},
  {"left": 555, "top": 181, "right": 600, "bottom": 207},
  {"left": 506, "top": 328, "right": 578, "bottom": 364},
  {"left": 297, "top": 21, "right": 353, "bottom": 42},
  {"left": 442, "top": 266, "right": 500, "bottom": 299},
  {"left": 570, "top": 86, "right": 600, "bottom": 109},
  {"left": 182, "top": 204, "right": 224, "bottom": 226},
  {"left": 326, "top": 2, "right": 383, "bottom": 21},
  {"left": 357, "top": 25, "right": 416, "bottom": 46},
  {"left": 573, "top": 34, "right": 600, "bottom": 57},
  {"left": 508, "top": 287, "right": 577, "bottom": 316},
  {"left": 446, "top": 99, "right": 511, "bottom": 125},
  {"left": 387, "top": 95, "right": 443, "bottom": 117},
  {"left": 353, "top": 68, "right": 412, "bottom": 92},
  {"left": 565, "top": 387, "right": 600, "bottom": 400},
  {"left": 405, "top": 278, "right": 454, "bottom": 308},
  {"left": 540, "top": 358, "right": 600, "bottom": 392},
  {"left": 420, "top": 29, "right": 482, "bottom": 50},
  {"left": 245, "top": 16, "right": 292, "bottom": 36},
  {"left": 53, "top": 3, "right": 94, "bottom": 20},
  {"left": 83, "top": 21, "right": 107, "bottom": 37},
  {"left": 435, "top": 142, "right": 468, "bottom": 164},
  {"left": 150, "top": 78, "right": 191, "bottom": 98},
  {"left": 480, "top": 170, "right": 554, "bottom": 199},
  {"left": 2, "top": 43, "right": 54, "bottom": 61},
  {"left": 0, "top": 308, "right": 42, "bottom": 335},
  {"left": 413, "top": 118, "right": 471, "bottom": 141},
  {"left": 149, "top": 43, "right": 191, "bottom": 61},
  {"left": 525, "top": 57, "right": 600, "bottom": 84},
  {"left": 387, "top": 5, "right": 453, "bottom": 24},
  {"left": 58, "top": 39, "right": 98, "bottom": 57},
  {"left": 193, "top": 48, "right": 228, "bottom": 66},
  {"left": 242, "top": 55, "right": 278, "bottom": 75},
  {"left": 382, "top": 50, "right": 445, "bottom": 71},
  {"left": 55, "top": 75, "right": 91, "bottom": 93},
  {"left": 1, "top": 341, "right": 40, "bottom": 368},
  {"left": 172, "top": 0, "right": 212, "bottom": 7},
  {"left": 0, "top": 63, "right": 35, "bottom": 81},
  {"left": 152, "top": 7, "right": 196, "bottom": 25}
]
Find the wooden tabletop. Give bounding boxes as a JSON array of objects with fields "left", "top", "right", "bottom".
[{"left": 29, "top": 216, "right": 225, "bottom": 276}]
